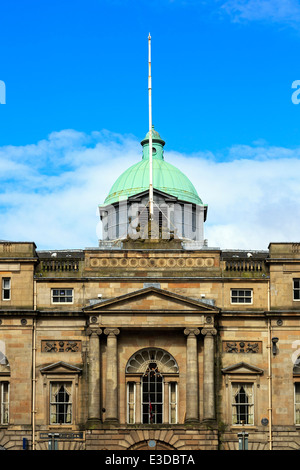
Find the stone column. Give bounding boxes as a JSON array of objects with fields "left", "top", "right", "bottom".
[
  {"left": 104, "top": 328, "right": 120, "bottom": 423},
  {"left": 184, "top": 328, "right": 200, "bottom": 423},
  {"left": 135, "top": 379, "right": 141, "bottom": 424},
  {"left": 202, "top": 328, "right": 217, "bottom": 421},
  {"left": 86, "top": 327, "right": 102, "bottom": 426}
]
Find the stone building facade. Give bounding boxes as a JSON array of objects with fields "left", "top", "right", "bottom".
[{"left": 1, "top": 130, "right": 300, "bottom": 451}]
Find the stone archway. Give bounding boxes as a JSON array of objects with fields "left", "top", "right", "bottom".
[{"left": 128, "top": 440, "right": 176, "bottom": 450}]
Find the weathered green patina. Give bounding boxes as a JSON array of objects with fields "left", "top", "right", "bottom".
[{"left": 103, "top": 128, "right": 203, "bottom": 206}]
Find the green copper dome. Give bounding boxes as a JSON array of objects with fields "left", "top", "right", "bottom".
[{"left": 103, "top": 128, "right": 203, "bottom": 206}]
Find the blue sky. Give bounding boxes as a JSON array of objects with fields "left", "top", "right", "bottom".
[{"left": 1, "top": 0, "right": 300, "bottom": 250}]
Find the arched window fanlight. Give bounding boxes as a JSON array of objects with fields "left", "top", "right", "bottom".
[{"left": 125, "top": 348, "right": 179, "bottom": 375}]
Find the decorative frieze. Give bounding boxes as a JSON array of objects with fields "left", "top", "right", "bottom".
[
  {"left": 88, "top": 256, "right": 215, "bottom": 269},
  {"left": 41, "top": 340, "right": 81, "bottom": 353},
  {"left": 223, "top": 341, "right": 262, "bottom": 354}
]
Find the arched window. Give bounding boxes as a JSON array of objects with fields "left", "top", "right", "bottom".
[{"left": 126, "top": 348, "right": 179, "bottom": 425}]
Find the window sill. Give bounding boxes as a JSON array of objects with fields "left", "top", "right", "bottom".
[
  {"left": 48, "top": 425, "right": 74, "bottom": 430},
  {"left": 230, "top": 424, "right": 256, "bottom": 430}
]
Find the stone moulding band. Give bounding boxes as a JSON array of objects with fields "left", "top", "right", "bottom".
[{"left": 89, "top": 257, "right": 215, "bottom": 268}]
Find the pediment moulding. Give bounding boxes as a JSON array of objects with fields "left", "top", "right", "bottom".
[
  {"left": 40, "top": 361, "right": 82, "bottom": 375},
  {"left": 221, "top": 361, "right": 264, "bottom": 376},
  {"left": 84, "top": 286, "right": 220, "bottom": 314}
]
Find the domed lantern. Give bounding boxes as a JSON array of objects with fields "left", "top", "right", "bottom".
[{"left": 99, "top": 128, "right": 207, "bottom": 246}]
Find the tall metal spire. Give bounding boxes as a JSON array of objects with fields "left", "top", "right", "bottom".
[{"left": 148, "top": 33, "right": 154, "bottom": 220}]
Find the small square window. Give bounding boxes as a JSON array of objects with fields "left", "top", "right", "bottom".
[
  {"left": 231, "top": 289, "right": 253, "bottom": 304},
  {"left": 51, "top": 288, "right": 73, "bottom": 304}
]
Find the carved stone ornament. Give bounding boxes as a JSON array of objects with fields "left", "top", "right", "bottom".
[
  {"left": 41, "top": 340, "right": 82, "bottom": 353},
  {"left": 223, "top": 341, "right": 262, "bottom": 354},
  {"left": 201, "top": 328, "right": 217, "bottom": 337},
  {"left": 104, "top": 328, "right": 120, "bottom": 337},
  {"left": 184, "top": 328, "right": 200, "bottom": 337},
  {"left": 86, "top": 327, "right": 102, "bottom": 337}
]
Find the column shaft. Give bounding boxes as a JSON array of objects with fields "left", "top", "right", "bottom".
[
  {"left": 184, "top": 328, "right": 200, "bottom": 423},
  {"left": 104, "top": 328, "right": 120, "bottom": 422},
  {"left": 202, "top": 328, "right": 217, "bottom": 421},
  {"left": 87, "top": 327, "right": 102, "bottom": 425}
]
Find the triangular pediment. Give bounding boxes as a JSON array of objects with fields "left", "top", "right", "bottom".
[
  {"left": 84, "top": 287, "right": 220, "bottom": 314},
  {"left": 222, "top": 362, "right": 264, "bottom": 375},
  {"left": 40, "top": 361, "right": 82, "bottom": 375}
]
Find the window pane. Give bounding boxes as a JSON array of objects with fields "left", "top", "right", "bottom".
[
  {"left": 127, "top": 382, "right": 135, "bottom": 424},
  {"left": 1, "top": 382, "right": 9, "bottom": 424},
  {"left": 3, "top": 279, "right": 10, "bottom": 289},
  {"left": 169, "top": 382, "right": 177, "bottom": 424},
  {"left": 295, "top": 384, "right": 300, "bottom": 424},
  {"left": 3, "top": 290, "right": 10, "bottom": 300}
]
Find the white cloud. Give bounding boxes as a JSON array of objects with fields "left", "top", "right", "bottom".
[
  {"left": 0, "top": 129, "right": 299, "bottom": 251},
  {"left": 220, "top": 0, "right": 300, "bottom": 26}
]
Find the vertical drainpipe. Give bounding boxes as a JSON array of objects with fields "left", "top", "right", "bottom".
[
  {"left": 32, "top": 280, "right": 37, "bottom": 450},
  {"left": 267, "top": 279, "right": 273, "bottom": 450}
]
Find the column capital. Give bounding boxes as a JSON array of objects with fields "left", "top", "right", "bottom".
[
  {"left": 202, "top": 327, "right": 217, "bottom": 337},
  {"left": 86, "top": 327, "right": 102, "bottom": 337},
  {"left": 104, "top": 327, "right": 120, "bottom": 337},
  {"left": 184, "top": 328, "right": 200, "bottom": 337}
]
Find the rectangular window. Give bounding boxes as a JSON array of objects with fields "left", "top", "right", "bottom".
[
  {"left": 2, "top": 278, "right": 11, "bottom": 301},
  {"left": 231, "top": 383, "right": 254, "bottom": 425},
  {"left": 127, "top": 382, "right": 136, "bottom": 424},
  {"left": 295, "top": 383, "right": 300, "bottom": 424},
  {"left": 293, "top": 279, "right": 300, "bottom": 301},
  {"left": 50, "top": 382, "right": 72, "bottom": 424},
  {"left": 142, "top": 368, "right": 163, "bottom": 424},
  {"left": 51, "top": 288, "right": 73, "bottom": 304},
  {"left": 0, "top": 382, "right": 9, "bottom": 424},
  {"left": 231, "top": 289, "right": 253, "bottom": 304},
  {"left": 169, "top": 382, "right": 177, "bottom": 424}
]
